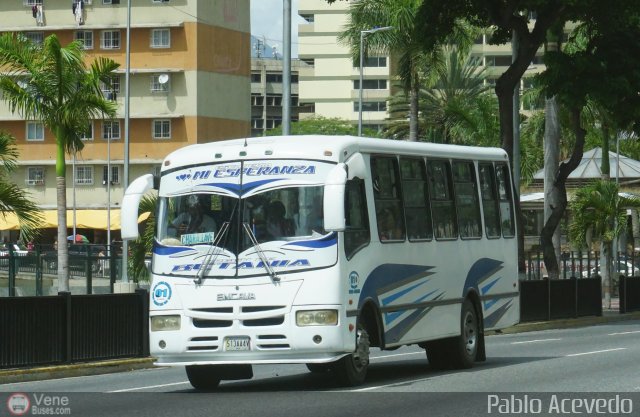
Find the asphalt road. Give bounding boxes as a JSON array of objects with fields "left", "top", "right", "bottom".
[{"left": 2, "top": 320, "right": 639, "bottom": 417}]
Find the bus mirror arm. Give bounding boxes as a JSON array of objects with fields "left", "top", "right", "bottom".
[
  {"left": 121, "top": 174, "right": 154, "bottom": 240},
  {"left": 323, "top": 163, "right": 347, "bottom": 232}
]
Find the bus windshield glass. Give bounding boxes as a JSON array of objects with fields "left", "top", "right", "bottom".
[{"left": 154, "top": 159, "right": 337, "bottom": 278}]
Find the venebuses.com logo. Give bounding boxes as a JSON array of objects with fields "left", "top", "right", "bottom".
[{"left": 6, "top": 393, "right": 30, "bottom": 416}]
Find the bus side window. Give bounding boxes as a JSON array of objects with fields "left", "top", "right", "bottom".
[
  {"left": 427, "top": 160, "right": 457, "bottom": 239},
  {"left": 495, "top": 163, "right": 515, "bottom": 237},
  {"left": 371, "top": 156, "right": 406, "bottom": 242},
  {"left": 400, "top": 157, "right": 432, "bottom": 240},
  {"left": 453, "top": 161, "right": 482, "bottom": 239},
  {"left": 478, "top": 163, "right": 501, "bottom": 238},
  {"left": 344, "top": 178, "right": 370, "bottom": 259}
]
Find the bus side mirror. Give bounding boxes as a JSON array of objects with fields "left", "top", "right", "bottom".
[
  {"left": 324, "top": 163, "right": 347, "bottom": 232},
  {"left": 121, "top": 174, "right": 154, "bottom": 240}
]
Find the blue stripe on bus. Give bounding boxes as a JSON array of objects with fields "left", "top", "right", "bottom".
[
  {"left": 202, "top": 179, "right": 282, "bottom": 195},
  {"left": 359, "top": 264, "right": 434, "bottom": 309},
  {"left": 283, "top": 232, "right": 337, "bottom": 249},
  {"left": 483, "top": 300, "right": 513, "bottom": 328},
  {"left": 381, "top": 280, "right": 430, "bottom": 306},
  {"left": 462, "top": 258, "right": 504, "bottom": 296}
]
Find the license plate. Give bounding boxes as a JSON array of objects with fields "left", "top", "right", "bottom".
[{"left": 224, "top": 336, "right": 250, "bottom": 351}]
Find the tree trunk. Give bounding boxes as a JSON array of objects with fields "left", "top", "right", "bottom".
[
  {"left": 601, "top": 241, "right": 612, "bottom": 309},
  {"left": 542, "top": 96, "right": 561, "bottom": 279},
  {"left": 55, "top": 131, "right": 69, "bottom": 293},
  {"left": 540, "top": 107, "right": 587, "bottom": 280},
  {"left": 408, "top": 76, "right": 419, "bottom": 142}
]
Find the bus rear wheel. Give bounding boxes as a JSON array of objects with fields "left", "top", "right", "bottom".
[
  {"left": 333, "top": 325, "right": 370, "bottom": 386},
  {"left": 425, "top": 299, "right": 479, "bottom": 370}
]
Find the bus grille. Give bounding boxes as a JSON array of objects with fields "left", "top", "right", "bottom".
[
  {"left": 256, "top": 334, "right": 290, "bottom": 349},
  {"left": 187, "top": 336, "right": 219, "bottom": 351}
]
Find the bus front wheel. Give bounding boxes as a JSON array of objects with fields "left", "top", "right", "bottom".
[
  {"left": 185, "top": 365, "right": 221, "bottom": 390},
  {"left": 450, "top": 299, "right": 479, "bottom": 369},
  {"left": 333, "top": 325, "right": 370, "bottom": 386}
]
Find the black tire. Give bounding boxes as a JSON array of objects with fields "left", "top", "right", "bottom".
[
  {"left": 306, "top": 363, "right": 332, "bottom": 373},
  {"left": 450, "top": 299, "right": 479, "bottom": 369},
  {"left": 185, "top": 365, "right": 222, "bottom": 391},
  {"left": 425, "top": 299, "right": 479, "bottom": 370},
  {"left": 332, "top": 325, "right": 370, "bottom": 386}
]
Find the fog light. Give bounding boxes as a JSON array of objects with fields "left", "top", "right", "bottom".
[
  {"left": 151, "top": 315, "right": 181, "bottom": 331},
  {"left": 159, "top": 340, "right": 166, "bottom": 349},
  {"left": 296, "top": 309, "right": 338, "bottom": 326},
  {"left": 313, "top": 335, "right": 322, "bottom": 344}
]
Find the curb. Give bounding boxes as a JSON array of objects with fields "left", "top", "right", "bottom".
[
  {"left": 486, "top": 310, "right": 640, "bottom": 335},
  {"left": 0, "top": 357, "right": 156, "bottom": 385}
]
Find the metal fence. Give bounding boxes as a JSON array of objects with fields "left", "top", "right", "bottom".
[
  {"left": 0, "top": 290, "right": 149, "bottom": 369},
  {"left": 0, "top": 244, "right": 149, "bottom": 297}
]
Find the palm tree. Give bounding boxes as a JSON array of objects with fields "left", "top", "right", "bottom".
[
  {"left": 339, "top": 1, "right": 476, "bottom": 141},
  {"left": 0, "top": 33, "right": 119, "bottom": 292},
  {"left": 568, "top": 180, "right": 640, "bottom": 308},
  {"left": 0, "top": 131, "right": 42, "bottom": 242},
  {"left": 129, "top": 194, "right": 157, "bottom": 282}
]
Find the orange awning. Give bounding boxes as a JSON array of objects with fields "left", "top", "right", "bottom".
[{"left": 0, "top": 210, "right": 150, "bottom": 231}]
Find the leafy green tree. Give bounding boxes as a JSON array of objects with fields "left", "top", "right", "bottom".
[
  {"left": 0, "top": 131, "right": 42, "bottom": 242},
  {"left": 0, "top": 34, "right": 119, "bottom": 291},
  {"left": 568, "top": 181, "right": 640, "bottom": 308},
  {"left": 266, "top": 116, "right": 381, "bottom": 137},
  {"left": 129, "top": 194, "right": 157, "bottom": 282},
  {"left": 338, "top": 0, "right": 476, "bottom": 141}
]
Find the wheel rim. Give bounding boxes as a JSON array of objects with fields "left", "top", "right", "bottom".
[
  {"left": 352, "top": 328, "right": 370, "bottom": 371},
  {"left": 462, "top": 309, "right": 478, "bottom": 357}
]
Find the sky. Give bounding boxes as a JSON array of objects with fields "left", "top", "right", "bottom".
[{"left": 250, "top": 0, "right": 305, "bottom": 57}]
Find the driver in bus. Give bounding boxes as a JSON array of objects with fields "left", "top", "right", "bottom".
[{"left": 172, "top": 195, "right": 218, "bottom": 235}]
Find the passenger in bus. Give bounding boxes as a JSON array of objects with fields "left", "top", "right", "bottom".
[
  {"left": 173, "top": 195, "right": 217, "bottom": 235},
  {"left": 378, "top": 207, "right": 402, "bottom": 241},
  {"left": 265, "top": 200, "right": 295, "bottom": 238}
]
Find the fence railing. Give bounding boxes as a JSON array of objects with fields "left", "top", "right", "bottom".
[{"left": 0, "top": 290, "right": 149, "bottom": 369}]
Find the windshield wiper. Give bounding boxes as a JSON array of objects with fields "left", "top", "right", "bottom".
[
  {"left": 194, "top": 221, "right": 230, "bottom": 285},
  {"left": 242, "top": 222, "right": 280, "bottom": 283}
]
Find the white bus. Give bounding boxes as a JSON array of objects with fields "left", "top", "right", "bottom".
[{"left": 121, "top": 135, "right": 519, "bottom": 389}]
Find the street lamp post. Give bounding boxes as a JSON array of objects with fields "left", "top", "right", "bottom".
[{"left": 358, "top": 26, "right": 393, "bottom": 137}]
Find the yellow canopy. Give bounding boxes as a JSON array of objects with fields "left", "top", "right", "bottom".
[{"left": 0, "top": 210, "right": 150, "bottom": 231}]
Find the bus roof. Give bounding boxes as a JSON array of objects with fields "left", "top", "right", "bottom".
[{"left": 161, "top": 135, "right": 509, "bottom": 171}]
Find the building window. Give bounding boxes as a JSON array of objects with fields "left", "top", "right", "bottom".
[
  {"left": 251, "top": 118, "right": 264, "bottom": 129},
  {"left": 81, "top": 122, "right": 93, "bottom": 141},
  {"left": 251, "top": 94, "right": 264, "bottom": 106},
  {"left": 75, "top": 31, "right": 94, "bottom": 49},
  {"left": 102, "top": 165, "right": 120, "bottom": 185},
  {"left": 102, "top": 120, "right": 120, "bottom": 140},
  {"left": 100, "top": 75, "right": 120, "bottom": 100},
  {"left": 353, "top": 79, "right": 387, "bottom": 90},
  {"left": 151, "top": 28, "right": 170, "bottom": 48},
  {"left": 251, "top": 73, "right": 261, "bottom": 83},
  {"left": 23, "top": 0, "right": 43, "bottom": 6},
  {"left": 27, "top": 167, "right": 45, "bottom": 186},
  {"left": 355, "top": 57, "right": 387, "bottom": 68},
  {"left": 266, "top": 95, "right": 282, "bottom": 106},
  {"left": 301, "top": 58, "right": 314, "bottom": 67},
  {"left": 354, "top": 101, "right": 387, "bottom": 112},
  {"left": 103, "top": 0, "right": 120, "bottom": 4},
  {"left": 75, "top": 166, "right": 93, "bottom": 185},
  {"left": 23, "top": 32, "right": 44, "bottom": 45},
  {"left": 153, "top": 119, "right": 171, "bottom": 139},
  {"left": 151, "top": 74, "right": 170, "bottom": 92},
  {"left": 26, "top": 121, "right": 44, "bottom": 141},
  {"left": 152, "top": 0, "right": 170, "bottom": 3},
  {"left": 300, "top": 14, "right": 314, "bottom": 23},
  {"left": 101, "top": 30, "right": 121, "bottom": 49},
  {"left": 266, "top": 73, "right": 283, "bottom": 83},
  {"left": 265, "top": 118, "right": 281, "bottom": 129}
]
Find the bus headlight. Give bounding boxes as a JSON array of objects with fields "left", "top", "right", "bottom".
[
  {"left": 296, "top": 310, "right": 338, "bottom": 326},
  {"left": 151, "top": 315, "right": 181, "bottom": 331}
]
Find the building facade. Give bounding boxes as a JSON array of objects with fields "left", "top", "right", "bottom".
[
  {"left": 0, "top": 0, "right": 250, "bottom": 242},
  {"left": 297, "top": 0, "right": 391, "bottom": 132}
]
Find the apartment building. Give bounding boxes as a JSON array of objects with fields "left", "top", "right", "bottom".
[
  {"left": 297, "top": 0, "right": 391, "bottom": 132},
  {"left": 251, "top": 57, "right": 310, "bottom": 137},
  {"left": 0, "top": 0, "right": 250, "bottom": 242}
]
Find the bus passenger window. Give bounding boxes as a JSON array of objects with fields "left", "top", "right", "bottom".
[
  {"left": 371, "top": 156, "right": 406, "bottom": 242},
  {"left": 496, "top": 164, "right": 515, "bottom": 237},
  {"left": 453, "top": 161, "right": 481, "bottom": 239},
  {"left": 427, "top": 160, "right": 457, "bottom": 239},
  {"left": 400, "top": 158, "right": 432, "bottom": 240},
  {"left": 479, "top": 163, "right": 501, "bottom": 238}
]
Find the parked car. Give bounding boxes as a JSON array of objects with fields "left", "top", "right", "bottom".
[
  {"left": 46, "top": 244, "right": 106, "bottom": 273},
  {"left": 581, "top": 260, "right": 640, "bottom": 279},
  {"left": 0, "top": 243, "right": 29, "bottom": 266}
]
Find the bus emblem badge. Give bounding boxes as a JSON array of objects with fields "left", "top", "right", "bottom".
[{"left": 349, "top": 271, "right": 360, "bottom": 294}]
